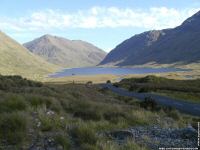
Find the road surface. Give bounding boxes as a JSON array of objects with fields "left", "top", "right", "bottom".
[{"left": 101, "top": 84, "right": 200, "bottom": 116}]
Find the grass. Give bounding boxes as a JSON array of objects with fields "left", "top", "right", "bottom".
[
  {"left": 54, "top": 134, "right": 71, "bottom": 150},
  {"left": 0, "top": 75, "right": 198, "bottom": 149},
  {"left": 0, "top": 31, "right": 59, "bottom": 81},
  {"left": 70, "top": 125, "right": 98, "bottom": 145},
  {"left": 154, "top": 91, "right": 200, "bottom": 103},
  {"left": 0, "top": 112, "right": 28, "bottom": 145},
  {"left": 122, "top": 140, "right": 149, "bottom": 150},
  {"left": 116, "top": 75, "right": 200, "bottom": 103},
  {"left": 0, "top": 95, "right": 27, "bottom": 113},
  {"left": 47, "top": 74, "right": 120, "bottom": 84}
]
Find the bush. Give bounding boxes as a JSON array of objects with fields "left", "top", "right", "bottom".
[
  {"left": 81, "top": 143, "right": 98, "bottom": 150},
  {"left": 28, "top": 95, "right": 44, "bottom": 108},
  {"left": 117, "top": 96, "right": 133, "bottom": 103},
  {"left": 103, "top": 111, "right": 126, "bottom": 123},
  {"left": 140, "top": 97, "right": 158, "bottom": 111},
  {"left": 167, "top": 109, "right": 181, "bottom": 120},
  {"left": 113, "top": 83, "right": 119, "bottom": 88},
  {"left": 38, "top": 112, "right": 66, "bottom": 132},
  {"left": 86, "top": 81, "right": 93, "bottom": 87},
  {"left": 0, "top": 112, "right": 27, "bottom": 145},
  {"left": 0, "top": 75, "right": 42, "bottom": 91},
  {"left": 54, "top": 134, "right": 71, "bottom": 150},
  {"left": 0, "top": 95, "right": 27, "bottom": 113},
  {"left": 129, "top": 86, "right": 135, "bottom": 91},
  {"left": 70, "top": 126, "right": 97, "bottom": 145},
  {"left": 121, "top": 140, "right": 148, "bottom": 150},
  {"left": 106, "top": 80, "right": 111, "bottom": 84},
  {"left": 138, "top": 87, "right": 150, "bottom": 93},
  {"left": 99, "top": 87, "right": 109, "bottom": 93},
  {"left": 39, "top": 116, "right": 54, "bottom": 132},
  {"left": 27, "top": 95, "right": 61, "bottom": 112},
  {"left": 67, "top": 100, "right": 102, "bottom": 121},
  {"left": 73, "top": 110, "right": 101, "bottom": 121}
]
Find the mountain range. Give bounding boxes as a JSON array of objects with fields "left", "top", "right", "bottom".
[
  {"left": 24, "top": 35, "right": 106, "bottom": 68},
  {"left": 1, "top": 10, "right": 200, "bottom": 79},
  {"left": 100, "top": 10, "right": 200, "bottom": 66}
]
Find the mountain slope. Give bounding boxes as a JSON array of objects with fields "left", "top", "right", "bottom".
[
  {"left": 24, "top": 35, "right": 106, "bottom": 68},
  {"left": 100, "top": 11, "right": 200, "bottom": 66},
  {"left": 0, "top": 31, "right": 59, "bottom": 79}
]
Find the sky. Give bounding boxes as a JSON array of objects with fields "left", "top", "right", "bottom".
[{"left": 0, "top": 0, "right": 200, "bottom": 52}]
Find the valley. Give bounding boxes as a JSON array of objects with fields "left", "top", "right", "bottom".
[{"left": 0, "top": 3, "right": 200, "bottom": 150}]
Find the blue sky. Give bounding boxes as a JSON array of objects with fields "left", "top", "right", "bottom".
[{"left": 0, "top": 0, "right": 200, "bottom": 52}]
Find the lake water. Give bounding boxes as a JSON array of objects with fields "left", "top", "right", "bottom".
[{"left": 50, "top": 67, "right": 188, "bottom": 78}]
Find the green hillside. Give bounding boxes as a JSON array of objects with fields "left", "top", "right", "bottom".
[{"left": 0, "top": 31, "right": 59, "bottom": 80}]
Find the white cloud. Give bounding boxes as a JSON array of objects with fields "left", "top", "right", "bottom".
[{"left": 0, "top": 7, "right": 199, "bottom": 32}]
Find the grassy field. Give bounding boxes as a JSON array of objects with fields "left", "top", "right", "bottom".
[
  {"left": 0, "top": 75, "right": 198, "bottom": 150},
  {"left": 115, "top": 75, "right": 200, "bottom": 103},
  {"left": 46, "top": 74, "right": 120, "bottom": 84}
]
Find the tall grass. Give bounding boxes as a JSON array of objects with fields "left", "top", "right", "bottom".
[
  {"left": 0, "top": 95, "right": 27, "bottom": 113},
  {"left": 0, "top": 112, "right": 27, "bottom": 145},
  {"left": 0, "top": 75, "right": 196, "bottom": 149}
]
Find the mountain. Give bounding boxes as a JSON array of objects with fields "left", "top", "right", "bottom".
[
  {"left": 100, "top": 11, "right": 200, "bottom": 66},
  {"left": 24, "top": 35, "right": 106, "bottom": 68},
  {"left": 0, "top": 31, "right": 59, "bottom": 79}
]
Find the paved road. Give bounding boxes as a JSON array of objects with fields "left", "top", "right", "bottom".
[{"left": 101, "top": 84, "right": 200, "bottom": 116}]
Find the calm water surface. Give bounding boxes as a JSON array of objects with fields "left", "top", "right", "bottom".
[{"left": 50, "top": 67, "right": 188, "bottom": 78}]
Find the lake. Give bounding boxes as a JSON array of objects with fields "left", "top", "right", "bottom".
[{"left": 50, "top": 67, "right": 188, "bottom": 78}]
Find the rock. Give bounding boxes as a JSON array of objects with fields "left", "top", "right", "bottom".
[
  {"left": 60, "top": 116, "right": 64, "bottom": 120},
  {"left": 108, "top": 130, "right": 133, "bottom": 142},
  {"left": 104, "top": 125, "right": 197, "bottom": 149},
  {"left": 46, "top": 110, "right": 55, "bottom": 116},
  {"left": 37, "top": 121, "right": 41, "bottom": 128},
  {"left": 179, "top": 127, "right": 197, "bottom": 139}
]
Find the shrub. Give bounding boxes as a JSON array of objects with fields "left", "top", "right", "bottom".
[
  {"left": 117, "top": 96, "right": 133, "bottom": 103},
  {"left": 0, "top": 95, "right": 27, "bottom": 113},
  {"left": 70, "top": 126, "right": 97, "bottom": 145},
  {"left": 27, "top": 95, "right": 61, "bottom": 112},
  {"left": 113, "top": 83, "right": 119, "bottom": 88},
  {"left": 103, "top": 111, "right": 126, "bottom": 123},
  {"left": 121, "top": 140, "right": 148, "bottom": 150},
  {"left": 54, "top": 134, "right": 71, "bottom": 150},
  {"left": 131, "top": 110, "right": 156, "bottom": 125},
  {"left": 99, "top": 87, "right": 109, "bottom": 93},
  {"left": 81, "top": 143, "right": 98, "bottom": 150},
  {"left": 28, "top": 95, "right": 44, "bottom": 108},
  {"left": 140, "top": 97, "right": 158, "bottom": 111},
  {"left": 167, "top": 109, "right": 181, "bottom": 120},
  {"left": 48, "top": 98, "right": 62, "bottom": 113},
  {"left": 71, "top": 91, "right": 82, "bottom": 99},
  {"left": 39, "top": 116, "right": 53, "bottom": 132},
  {"left": 0, "top": 75, "right": 43, "bottom": 91},
  {"left": 73, "top": 110, "right": 101, "bottom": 121},
  {"left": 138, "top": 87, "right": 150, "bottom": 93},
  {"left": 66, "top": 100, "right": 102, "bottom": 121},
  {"left": 129, "top": 86, "right": 135, "bottom": 91},
  {"left": 86, "top": 81, "right": 93, "bottom": 87},
  {"left": 106, "top": 80, "right": 111, "bottom": 84},
  {"left": 0, "top": 112, "right": 27, "bottom": 145},
  {"left": 38, "top": 112, "right": 66, "bottom": 132}
]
